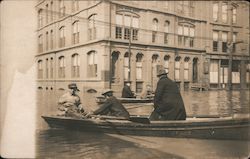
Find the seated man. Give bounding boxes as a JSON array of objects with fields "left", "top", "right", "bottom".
[
  {"left": 121, "top": 83, "right": 136, "bottom": 98},
  {"left": 57, "top": 83, "right": 84, "bottom": 118},
  {"left": 89, "top": 89, "right": 130, "bottom": 119}
]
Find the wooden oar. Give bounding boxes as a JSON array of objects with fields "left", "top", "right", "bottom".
[{"left": 88, "top": 115, "right": 151, "bottom": 124}]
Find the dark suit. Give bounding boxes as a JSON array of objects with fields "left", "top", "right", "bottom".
[
  {"left": 93, "top": 96, "right": 130, "bottom": 119},
  {"left": 150, "top": 75, "right": 186, "bottom": 120},
  {"left": 122, "top": 85, "right": 135, "bottom": 98}
]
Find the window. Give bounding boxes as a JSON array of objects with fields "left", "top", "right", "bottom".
[
  {"left": 222, "top": 3, "right": 228, "bottom": 23},
  {"left": 87, "top": 51, "right": 98, "bottom": 77},
  {"left": 38, "top": 34, "right": 43, "bottom": 53},
  {"left": 72, "top": 0, "right": 79, "bottom": 12},
  {"left": 232, "top": 33, "right": 237, "bottom": 52},
  {"left": 38, "top": 60, "right": 43, "bottom": 79},
  {"left": 88, "top": 14, "right": 96, "bottom": 40},
  {"left": 59, "top": 26, "right": 65, "bottom": 47},
  {"left": 175, "top": 57, "right": 181, "bottom": 80},
  {"left": 184, "top": 57, "right": 190, "bottom": 81},
  {"left": 178, "top": 24, "right": 195, "bottom": 47},
  {"left": 177, "top": 1, "right": 194, "bottom": 16},
  {"left": 50, "top": 1, "right": 53, "bottom": 21},
  {"left": 232, "top": 6, "right": 237, "bottom": 24},
  {"left": 45, "top": 31, "right": 49, "bottom": 51},
  {"left": 164, "top": 21, "right": 170, "bottom": 44},
  {"left": 50, "top": 58, "right": 53, "bottom": 78},
  {"left": 152, "top": 18, "right": 158, "bottom": 43},
  {"left": 72, "top": 54, "right": 80, "bottom": 77},
  {"left": 72, "top": 21, "right": 79, "bottom": 44},
  {"left": 46, "top": 58, "right": 49, "bottom": 78},
  {"left": 124, "top": 52, "right": 129, "bottom": 80},
  {"left": 213, "top": 2, "right": 219, "bottom": 22},
  {"left": 58, "top": 56, "right": 66, "bottom": 78},
  {"left": 38, "top": 9, "right": 43, "bottom": 27},
  {"left": 246, "top": 61, "right": 250, "bottom": 83},
  {"left": 210, "top": 60, "right": 219, "bottom": 83},
  {"left": 136, "top": 82, "right": 143, "bottom": 94},
  {"left": 222, "top": 32, "right": 228, "bottom": 52},
  {"left": 59, "top": 0, "right": 65, "bottom": 17},
  {"left": 45, "top": 4, "right": 49, "bottom": 24},
  {"left": 164, "top": 1, "right": 169, "bottom": 9},
  {"left": 136, "top": 53, "right": 143, "bottom": 80},
  {"left": 232, "top": 61, "right": 240, "bottom": 83},
  {"left": 115, "top": 14, "right": 139, "bottom": 41},
  {"left": 213, "top": 31, "right": 219, "bottom": 51},
  {"left": 50, "top": 30, "right": 53, "bottom": 49},
  {"left": 164, "top": 55, "right": 170, "bottom": 72}
]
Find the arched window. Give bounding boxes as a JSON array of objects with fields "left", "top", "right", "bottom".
[
  {"left": 164, "top": 21, "right": 170, "bottom": 44},
  {"left": 152, "top": 18, "right": 158, "bottom": 43},
  {"left": 72, "top": 0, "right": 79, "bottom": 12},
  {"left": 164, "top": 55, "right": 170, "bottom": 72},
  {"left": 72, "top": 54, "right": 80, "bottom": 77},
  {"left": 38, "top": 60, "right": 43, "bottom": 79},
  {"left": 58, "top": 56, "right": 66, "bottom": 78},
  {"left": 38, "top": 9, "right": 43, "bottom": 27},
  {"left": 88, "top": 14, "right": 96, "bottom": 40},
  {"left": 175, "top": 56, "right": 181, "bottom": 80},
  {"left": 72, "top": 21, "right": 79, "bottom": 44},
  {"left": 59, "top": 0, "right": 65, "bottom": 17},
  {"left": 152, "top": 54, "right": 159, "bottom": 89},
  {"left": 87, "top": 51, "right": 98, "bottom": 77},
  {"left": 45, "top": 58, "right": 49, "bottom": 78},
  {"left": 38, "top": 34, "right": 43, "bottom": 52},
  {"left": 124, "top": 52, "right": 130, "bottom": 80},
  {"left": 136, "top": 53, "right": 143, "bottom": 80},
  {"left": 193, "top": 58, "right": 198, "bottom": 82},
  {"left": 50, "top": 57, "right": 54, "bottom": 78},
  {"left": 59, "top": 26, "right": 65, "bottom": 47},
  {"left": 184, "top": 57, "right": 190, "bottom": 81},
  {"left": 111, "top": 51, "right": 120, "bottom": 82}
]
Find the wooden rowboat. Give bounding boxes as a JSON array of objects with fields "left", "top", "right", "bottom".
[{"left": 42, "top": 115, "right": 249, "bottom": 140}]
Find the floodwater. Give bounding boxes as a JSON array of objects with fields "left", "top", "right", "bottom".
[{"left": 36, "top": 90, "right": 250, "bottom": 159}]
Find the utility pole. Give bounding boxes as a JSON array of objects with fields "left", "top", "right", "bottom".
[
  {"left": 128, "top": 25, "right": 132, "bottom": 83},
  {"left": 227, "top": 1, "right": 233, "bottom": 90}
]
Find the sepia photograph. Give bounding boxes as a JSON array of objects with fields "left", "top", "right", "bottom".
[{"left": 0, "top": 0, "right": 249, "bottom": 158}]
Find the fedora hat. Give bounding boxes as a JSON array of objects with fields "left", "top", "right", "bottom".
[
  {"left": 157, "top": 65, "right": 168, "bottom": 77},
  {"left": 68, "top": 83, "right": 80, "bottom": 91},
  {"left": 102, "top": 89, "right": 113, "bottom": 95}
]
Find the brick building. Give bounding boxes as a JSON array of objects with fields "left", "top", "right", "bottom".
[{"left": 36, "top": 1, "right": 249, "bottom": 108}]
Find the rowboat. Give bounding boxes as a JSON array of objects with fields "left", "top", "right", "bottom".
[{"left": 42, "top": 115, "right": 249, "bottom": 140}]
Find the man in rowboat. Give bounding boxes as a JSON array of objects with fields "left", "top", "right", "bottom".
[
  {"left": 149, "top": 66, "right": 186, "bottom": 120},
  {"left": 87, "top": 89, "right": 130, "bottom": 119},
  {"left": 57, "top": 83, "right": 84, "bottom": 118},
  {"left": 122, "top": 82, "right": 136, "bottom": 98}
]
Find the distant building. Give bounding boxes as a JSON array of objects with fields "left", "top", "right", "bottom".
[{"left": 36, "top": 0, "right": 249, "bottom": 104}]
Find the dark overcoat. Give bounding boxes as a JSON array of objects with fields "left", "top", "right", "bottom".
[
  {"left": 121, "top": 85, "right": 135, "bottom": 98},
  {"left": 150, "top": 75, "right": 186, "bottom": 120},
  {"left": 93, "top": 96, "right": 130, "bottom": 119}
]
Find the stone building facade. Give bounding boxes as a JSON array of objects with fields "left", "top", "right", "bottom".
[{"left": 36, "top": 0, "right": 250, "bottom": 107}]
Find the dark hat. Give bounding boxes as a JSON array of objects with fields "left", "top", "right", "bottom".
[
  {"left": 101, "top": 89, "right": 113, "bottom": 95},
  {"left": 68, "top": 83, "right": 80, "bottom": 91},
  {"left": 157, "top": 65, "right": 168, "bottom": 77}
]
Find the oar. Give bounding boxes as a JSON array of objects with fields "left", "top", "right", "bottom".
[{"left": 88, "top": 115, "right": 151, "bottom": 124}]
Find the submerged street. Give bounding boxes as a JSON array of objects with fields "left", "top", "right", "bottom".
[{"left": 36, "top": 90, "right": 250, "bottom": 159}]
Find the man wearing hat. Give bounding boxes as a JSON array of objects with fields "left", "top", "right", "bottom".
[
  {"left": 57, "top": 83, "right": 84, "bottom": 118},
  {"left": 149, "top": 65, "right": 186, "bottom": 120},
  {"left": 89, "top": 89, "right": 130, "bottom": 119}
]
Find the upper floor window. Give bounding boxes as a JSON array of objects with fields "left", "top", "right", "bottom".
[
  {"left": 232, "top": 6, "right": 237, "bottom": 24},
  {"left": 45, "top": 4, "right": 49, "bottom": 24},
  {"left": 58, "top": 56, "right": 66, "bottom": 78},
  {"left": 115, "top": 13, "right": 139, "bottom": 41},
  {"left": 213, "top": 31, "right": 219, "bottom": 52},
  {"left": 50, "top": 1, "right": 53, "bottom": 21},
  {"left": 164, "top": 1, "right": 169, "bottom": 9},
  {"left": 38, "top": 60, "right": 43, "bottom": 79},
  {"left": 72, "top": 21, "right": 79, "bottom": 44},
  {"left": 222, "top": 2, "right": 228, "bottom": 23},
  {"left": 45, "top": 58, "right": 49, "bottom": 79},
  {"left": 59, "top": 0, "right": 66, "bottom": 17},
  {"left": 184, "top": 57, "right": 190, "bottom": 81},
  {"left": 222, "top": 32, "right": 228, "bottom": 52},
  {"left": 45, "top": 31, "right": 49, "bottom": 51},
  {"left": 213, "top": 2, "right": 219, "bottom": 22},
  {"left": 50, "top": 58, "right": 54, "bottom": 78},
  {"left": 50, "top": 30, "right": 54, "bottom": 49},
  {"left": 38, "top": 34, "right": 43, "bottom": 53},
  {"left": 178, "top": 24, "right": 195, "bottom": 47},
  {"left": 38, "top": 9, "right": 43, "bottom": 27},
  {"left": 88, "top": 14, "right": 96, "bottom": 40},
  {"left": 124, "top": 52, "right": 129, "bottom": 80},
  {"left": 59, "top": 26, "right": 65, "bottom": 47},
  {"left": 177, "top": 1, "right": 194, "bottom": 16},
  {"left": 72, "top": 0, "right": 79, "bottom": 12},
  {"left": 87, "top": 51, "right": 98, "bottom": 77},
  {"left": 72, "top": 54, "right": 80, "bottom": 78},
  {"left": 164, "top": 21, "right": 170, "bottom": 44},
  {"left": 152, "top": 18, "right": 158, "bottom": 43}
]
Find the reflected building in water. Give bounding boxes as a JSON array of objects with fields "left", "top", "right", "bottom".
[{"left": 36, "top": 1, "right": 249, "bottom": 106}]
